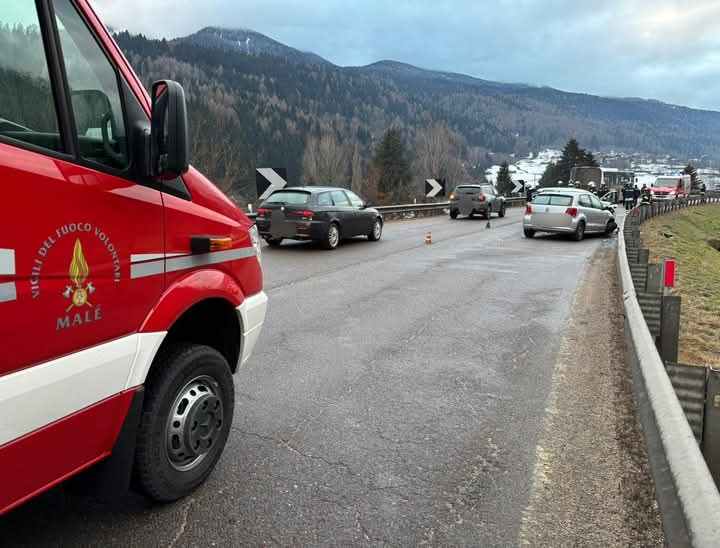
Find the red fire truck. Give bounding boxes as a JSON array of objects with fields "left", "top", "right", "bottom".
[{"left": 0, "top": 0, "right": 266, "bottom": 513}]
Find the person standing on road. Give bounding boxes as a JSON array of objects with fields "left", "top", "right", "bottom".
[
  {"left": 623, "top": 185, "right": 634, "bottom": 210},
  {"left": 633, "top": 185, "right": 640, "bottom": 207},
  {"left": 641, "top": 185, "right": 651, "bottom": 204}
]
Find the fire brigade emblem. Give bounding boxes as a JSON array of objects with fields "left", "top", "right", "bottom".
[{"left": 63, "top": 239, "right": 96, "bottom": 312}]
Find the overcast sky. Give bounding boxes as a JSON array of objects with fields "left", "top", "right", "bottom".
[{"left": 92, "top": 0, "right": 720, "bottom": 111}]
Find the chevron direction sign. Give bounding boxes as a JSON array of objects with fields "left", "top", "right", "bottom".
[{"left": 256, "top": 168, "right": 288, "bottom": 201}]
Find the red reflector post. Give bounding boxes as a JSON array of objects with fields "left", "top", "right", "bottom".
[{"left": 664, "top": 259, "right": 676, "bottom": 288}]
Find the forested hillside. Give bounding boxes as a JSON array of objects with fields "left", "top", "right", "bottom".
[{"left": 112, "top": 28, "right": 720, "bottom": 204}]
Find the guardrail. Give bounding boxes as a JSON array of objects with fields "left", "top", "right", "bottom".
[
  {"left": 246, "top": 196, "right": 527, "bottom": 220},
  {"left": 375, "top": 196, "right": 526, "bottom": 217},
  {"left": 619, "top": 196, "right": 720, "bottom": 546}
]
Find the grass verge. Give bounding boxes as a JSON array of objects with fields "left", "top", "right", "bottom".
[{"left": 641, "top": 204, "right": 720, "bottom": 366}]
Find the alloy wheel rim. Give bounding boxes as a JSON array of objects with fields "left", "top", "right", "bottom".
[
  {"left": 373, "top": 221, "right": 381, "bottom": 239},
  {"left": 329, "top": 226, "right": 339, "bottom": 247},
  {"left": 165, "top": 375, "right": 224, "bottom": 472}
]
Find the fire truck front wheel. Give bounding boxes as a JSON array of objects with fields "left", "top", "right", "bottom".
[{"left": 134, "top": 343, "right": 235, "bottom": 502}]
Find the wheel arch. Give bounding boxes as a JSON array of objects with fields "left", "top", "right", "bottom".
[
  {"left": 134, "top": 270, "right": 246, "bottom": 385},
  {"left": 155, "top": 297, "right": 242, "bottom": 374}
]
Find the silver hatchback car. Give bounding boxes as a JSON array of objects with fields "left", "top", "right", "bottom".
[{"left": 523, "top": 188, "right": 616, "bottom": 241}]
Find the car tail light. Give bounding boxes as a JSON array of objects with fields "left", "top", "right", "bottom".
[
  {"left": 288, "top": 210, "right": 314, "bottom": 220},
  {"left": 257, "top": 208, "right": 269, "bottom": 217},
  {"left": 525, "top": 204, "right": 532, "bottom": 214},
  {"left": 449, "top": 192, "right": 456, "bottom": 200},
  {"left": 478, "top": 193, "right": 486, "bottom": 202},
  {"left": 565, "top": 207, "right": 578, "bottom": 217}
]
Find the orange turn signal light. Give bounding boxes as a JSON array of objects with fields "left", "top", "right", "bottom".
[
  {"left": 191, "top": 235, "right": 234, "bottom": 254},
  {"left": 209, "top": 237, "right": 233, "bottom": 251}
]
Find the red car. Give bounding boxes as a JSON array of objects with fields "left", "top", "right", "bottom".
[{"left": 0, "top": 0, "right": 267, "bottom": 513}]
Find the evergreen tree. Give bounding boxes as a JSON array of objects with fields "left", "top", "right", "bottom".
[
  {"left": 539, "top": 138, "right": 598, "bottom": 187},
  {"left": 682, "top": 163, "right": 703, "bottom": 191},
  {"left": 372, "top": 128, "right": 412, "bottom": 203},
  {"left": 496, "top": 161, "right": 514, "bottom": 195}
]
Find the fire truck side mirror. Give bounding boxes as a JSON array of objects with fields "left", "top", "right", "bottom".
[{"left": 150, "top": 80, "right": 189, "bottom": 179}]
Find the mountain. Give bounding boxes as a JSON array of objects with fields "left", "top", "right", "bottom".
[
  {"left": 358, "top": 60, "right": 532, "bottom": 93},
  {"left": 113, "top": 28, "right": 720, "bottom": 203},
  {"left": 178, "top": 27, "right": 332, "bottom": 66}
]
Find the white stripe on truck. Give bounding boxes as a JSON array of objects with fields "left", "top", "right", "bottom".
[
  {"left": 0, "top": 332, "right": 166, "bottom": 447},
  {"left": 130, "top": 247, "right": 257, "bottom": 280}
]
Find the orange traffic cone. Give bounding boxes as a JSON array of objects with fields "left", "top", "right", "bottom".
[{"left": 425, "top": 231, "right": 432, "bottom": 245}]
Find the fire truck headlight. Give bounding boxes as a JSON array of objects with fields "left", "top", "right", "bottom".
[{"left": 249, "top": 224, "right": 262, "bottom": 266}]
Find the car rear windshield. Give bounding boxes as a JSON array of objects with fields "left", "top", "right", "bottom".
[
  {"left": 532, "top": 194, "right": 573, "bottom": 206},
  {"left": 265, "top": 191, "right": 310, "bottom": 205},
  {"left": 456, "top": 186, "right": 481, "bottom": 193}
]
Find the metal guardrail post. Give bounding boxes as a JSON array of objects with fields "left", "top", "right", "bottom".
[
  {"left": 666, "top": 363, "right": 707, "bottom": 443},
  {"left": 660, "top": 295, "right": 681, "bottom": 363},
  {"left": 704, "top": 369, "right": 720, "bottom": 486},
  {"left": 630, "top": 248, "right": 650, "bottom": 289},
  {"left": 646, "top": 264, "right": 663, "bottom": 293}
]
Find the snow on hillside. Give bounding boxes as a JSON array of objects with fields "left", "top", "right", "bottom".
[
  {"left": 485, "top": 149, "right": 561, "bottom": 188},
  {"left": 486, "top": 149, "right": 720, "bottom": 190}
]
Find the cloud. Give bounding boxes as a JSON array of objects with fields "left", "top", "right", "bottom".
[{"left": 91, "top": 0, "right": 720, "bottom": 110}]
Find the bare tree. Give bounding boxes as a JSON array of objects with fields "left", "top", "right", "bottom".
[
  {"left": 413, "top": 123, "right": 468, "bottom": 191},
  {"left": 302, "top": 132, "right": 351, "bottom": 186},
  {"left": 350, "top": 143, "right": 364, "bottom": 194},
  {"left": 190, "top": 106, "right": 244, "bottom": 195}
]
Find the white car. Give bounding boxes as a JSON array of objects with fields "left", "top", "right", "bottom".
[{"left": 523, "top": 188, "right": 616, "bottom": 241}]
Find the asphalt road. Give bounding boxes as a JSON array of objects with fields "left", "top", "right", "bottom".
[{"left": 2, "top": 208, "right": 654, "bottom": 545}]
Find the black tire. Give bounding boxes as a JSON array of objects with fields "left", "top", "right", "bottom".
[
  {"left": 450, "top": 209, "right": 459, "bottom": 220},
  {"left": 573, "top": 221, "right": 586, "bottom": 242},
  {"left": 264, "top": 237, "right": 283, "bottom": 248},
  {"left": 135, "top": 343, "right": 234, "bottom": 502},
  {"left": 498, "top": 204, "right": 506, "bottom": 218},
  {"left": 523, "top": 228, "right": 535, "bottom": 238},
  {"left": 322, "top": 222, "right": 341, "bottom": 250},
  {"left": 368, "top": 218, "right": 383, "bottom": 241},
  {"left": 604, "top": 220, "right": 617, "bottom": 236}
]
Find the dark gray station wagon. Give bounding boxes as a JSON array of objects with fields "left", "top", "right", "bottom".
[{"left": 256, "top": 187, "right": 383, "bottom": 250}]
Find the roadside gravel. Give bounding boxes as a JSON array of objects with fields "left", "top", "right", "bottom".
[{"left": 518, "top": 243, "right": 664, "bottom": 546}]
